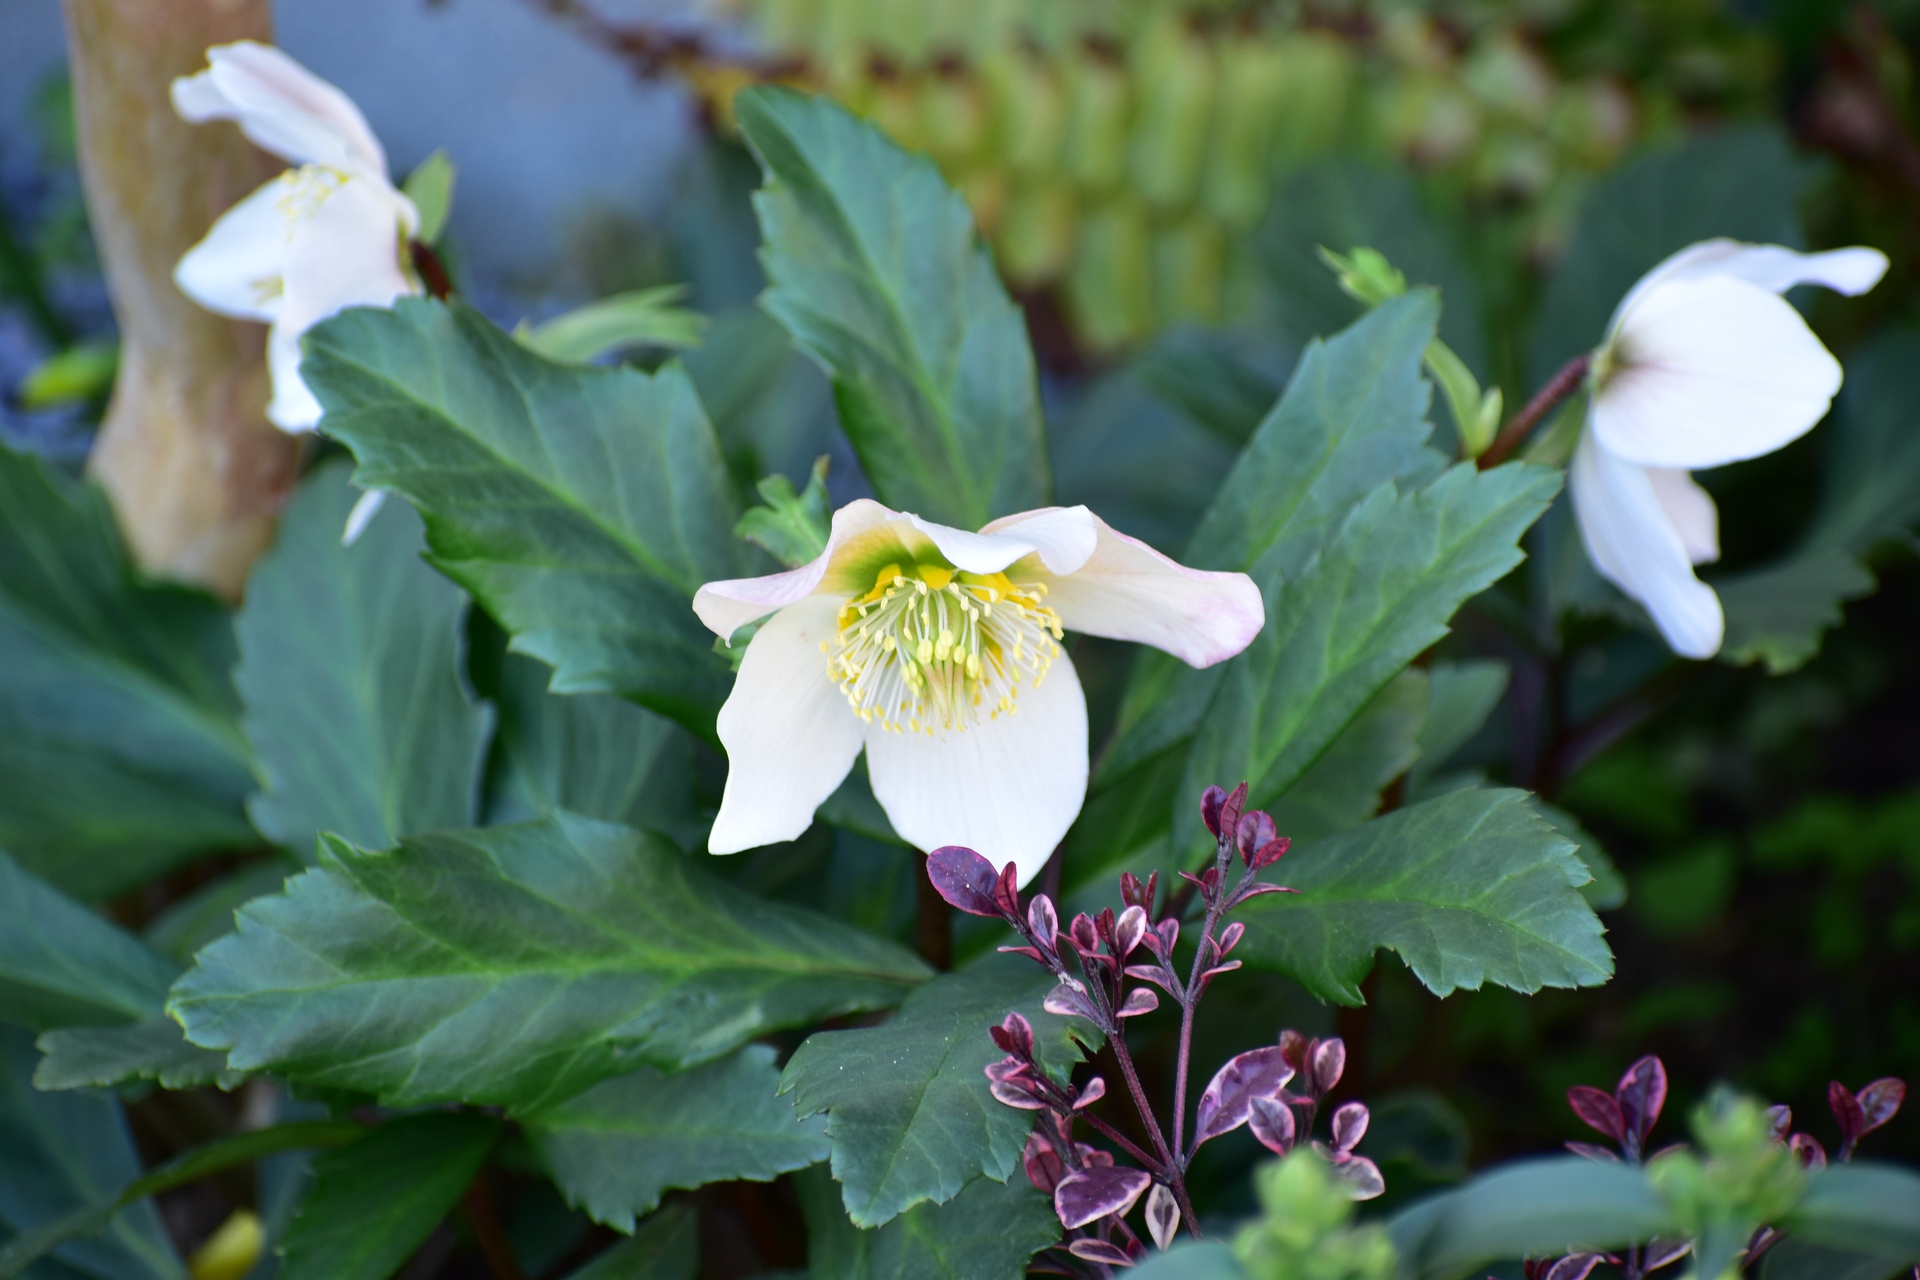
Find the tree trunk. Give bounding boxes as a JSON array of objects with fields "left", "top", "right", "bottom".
[{"left": 63, "top": 0, "right": 301, "bottom": 601}]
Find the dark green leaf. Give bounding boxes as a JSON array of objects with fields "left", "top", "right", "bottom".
[
  {"left": 141, "top": 860, "right": 293, "bottom": 967},
  {"left": 563, "top": 1205, "right": 697, "bottom": 1280},
  {"left": 526, "top": 1046, "right": 828, "bottom": 1230},
  {"left": 1407, "top": 659, "right": 1508, "bottom": 792},
  {"left": 1128, "top": 1241, "right": 1245, "bottom": 1280},
  {"left": 0, "top": 1028, "right": 182, "bottom": 1280},
  {"left": 1179, "top": 462, "right": 1561, "bottom": 863},
  {"left": 1530, "top": 126, "right": 1810, "bottom": 383},
  {"left": 1531, "top": 799, "right": 1626, "bottom": 912},
  {"left": 1097, "top": 293, "right": 1446, "bottom": 787},
  {"left": 680, "top": 307, "right": 838, "bottom": 494},
  {"left": 797, "top": 1165, "right": 1059, "bottom": 1280},
  {"left": 1266, "top": 668, "right": 1428, "bottom": 843},
  {"left": 0, "top": 855, "right": 177, "bottom": 1031},
  {"left": 1387, "top": 1156, "right": 1669, "bottom": 1280},
  {"left": 34, "top": 1018, "right": 241, "bottom": 1092},
  {"left": 1236, "top": 788, "right": 1612, "bottom": 1004},
  {"left": 735, "top": 455, "right": 832, "bottom": 569},
  {"left": 1762, "top": 1239, "right": 1916, "bottom": 1280},
  {"left": 1132, "top": 325, "right": 1292, "bottom": 448},
  {"left": 0, "top": 442, "right": 251, "bottom": 898},
  {"left": 1254, "top": 161, "right": 1488, "bottom": 377},
  {"left": 486, "top": 653, "right": 702, "bottom": 849},
  {"left": 737, "top": 86, "right": 1049, "bottom": 530},
  {"left": 302, "top": 298, "right": 747, "bottom": 738},
  {"left": 781, "top": 957, "right": 1094, "bottom": 1227},
  {"left": 280, "top": 1112, "right": 499, "bottom": 1280},
  {"left": 401, "top": 150, "right": 455, "bottom": 244},
  {"left": 236, "top": 459, "right": 493, "bottom": 860},
  {"left": 1719, "top": 328, "right": 1920, "bottom": 673},
  {"left": 169, "top": 813, "right": 929, "bottom": 1110},
  {"left": 1782, "top": 1163, "right": 1920, "bottom": 1263}
]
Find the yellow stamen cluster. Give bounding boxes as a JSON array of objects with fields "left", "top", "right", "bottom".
[{"left": 825, "top": 563, "right": 1064, "bottom": 735}]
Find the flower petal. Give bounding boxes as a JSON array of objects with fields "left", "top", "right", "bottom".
[
  {"left": 709, "top": 594, "right": 865, "bottom": 853},
  {"left": 266, "top": 172, "right": 419, "bottom": 431},
  {"left": 1033, "top": 514, "right": 1264, "bottom": 668},
  {"left": 1571, "top": 431, "right": 1724, "bottom": 659},
  {"left": 1645, "top": 468, "right": 1718, "bottom": 565},
  {"left": 865, "top": 652, "right": 1088, "bottom": 886},
  {"left": 173, "top": 177, "right": 292, "bottom": 322},
  {"left": 693, "top": 499, "right": 900, "bottom": 643},
  {"left": 175, "top": 40, "right": 389, "bottom": 175},
  {"left": 1595, "top": 276, "right": 1842, "bottom": 469},
  {"left": 1616, "top": 240, "right": 1887, "bottom": 325},
  {"left": 916, "top": 505, "right": 1099, "bottom": 576}
]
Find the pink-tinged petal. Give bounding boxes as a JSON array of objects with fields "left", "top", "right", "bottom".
[
  {"left": 1765, "top": 1104, "right": 1793, "bottom": 1142},
  {"left": 694, "top": 498, "right": 901, "bottom": 642},
  {"left": 1543, "top": 1253, "right": 1609, "bottom": 1280},
  {"left": 1789, "top": 1133, "right": 1828, "bottom": 1169},
  {"left": 1570, "top": 432, "right": 1723, "bottom": 659},
  {"left": 1330, "top": 1102, "right": 1369, "bottom": 1153},
  {"left": 1642, "top": 1240, "right": 1692, "bottom": 1271},
  {"left": 1195, "top": 1046, "right": 1294, "bottom": 1146},
  {"left": 175, "top": 41, "right": 389, "bottom": 175},
  {"left": 1055, "top": 1166, "right": 1152, "bottom": 1230},
  {"left": 1113, "top": 905, "right": 1147, "bottom": 957},
  {"left": 1616, "top": 1055, "right": 1668, "bottom": 1148},
  {"left": 1331, "top": 1154, "right": 1385, "bottom": 1201},
  {"left": 1310, "top": 1038, "right": 1347, "bottom": 1096},
  {"left": 1645, "top": 469, "right": 1718, "bottom": 566},
  {"left": 1564, "top": 1141, "right": 1621, "bottom": 1163},
  {"left": 269, "top": 172, "right": 419, "bottom": 431},
  {"left": 1073, "top": 1076, "right": 1107, "bottom": 1109},
  {"left": 709, "top": 595, "right": 864, "bottom": 854},
  {"left": 1595, "top": 276, "right": 1842, "bottom": 470},
  {"left": 173, "top": 178, "right": 291, "bottom": 323},
  {"left": 1116, "top": 988, "right": 1159, "bottom": 1018},
  {"left": 930, "top": 505, "right": 1100, "bottom": 575},
  {"left": 1858, "top": 1078, "right": 1906, "bottom": 1134},
  {"left": 1043, "top": 983, "right": 1100, "bottom": 1022},
  {"left": 865, "top": 652, "right": 1088, "bottom": 886},
  {"left": 1248, "top": 1096, "right": 1296, "bottom": 1155},
  {"left": 1144, "top": 1184, "right": 1181, "bottom": 1251},
  {"left": 1024, "top": 1131, "right": 1063, "bottom": 1195},
  {"left": 1035, "top": 514, "right": 1263, "bottom": 669}
]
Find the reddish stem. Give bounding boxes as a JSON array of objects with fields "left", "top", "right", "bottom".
[{"left": 1478, "top": 354, "right": 1591, "bottom": 469}]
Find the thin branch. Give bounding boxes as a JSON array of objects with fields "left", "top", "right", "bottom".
[
  {"left": 462, "top": 1175, "right": 527, "bottom": 1280},
  {"left": 1479, "top": 354, "right": 1590, "bottom": 470}
]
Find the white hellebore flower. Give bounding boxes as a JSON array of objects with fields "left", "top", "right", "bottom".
[
  {"left": 1571, "top": 238, "right": 1888, "bottom": 658},
  {"left": 171, "top": 41, "right": 420, "bottom": 435},
  {"left": 693, "top": 502, "right": 1264, "bottom": 885}
]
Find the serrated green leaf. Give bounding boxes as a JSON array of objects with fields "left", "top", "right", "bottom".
[
  {"left": 563, "top": 1205, "right": 697, "bottom": 1280},
  {"left": 0, "top": 855, "right": 177, "bottom": 1031},
  {"left": 1530, "top": 799, "right": 1627, "bottom": 912},
  {"left": 280, "top": 1112, "right": 499, "bottom": 1280},
  {"left": 0, "top": 442, "right": 252, "bottom": 899},
  {"left": 518, "top": 286, "right": 708, "bottom": 363},
  {"left": 735, "top": 455, "right": 832, "bottom": 569},
  {"left": 140, "top": 860, "right": 293, "bottom": 967},
  {"left": 168, "top": 812, "right": 928, "bottom": 1111},
  {"left": 1530, "top": 126, "right": 1810, "bottom": 384},
  {"left": 1132, "top": 326, "right": 1291, "bottom": 448},
  {"left": 486, "top": 653, "right": 702, "bottom": 849},
  {"left": 1387, "top": 1156, "right": 1668, "bottom": 1280},
  {"left": 1716, "top": 549, "right": 1876, "bottom": 675},
  {"left": 1267, "top": 668, "right": 1428, "bottom": 843},
  {"left": 301, "top": 298, "right": 748, "bottom": 739},
  {"left": 796, "top": 1164, "right": 1059, "bottom": 1280},
  {"left": 1179, "top": 463, "right": 1561, "bottom": 863},
  {"left": 1097, "top": 293, "right": 1446, "bottom": 788},
  {"left": 0, "top": 1028, "right": 183, "bottom": 1280},
  {"left": 737, "top": 86, "right": 1049, "bottom": 531},
  {"left": 34, "top": 1018, "right": 241, "bottom": 1092},
  {"left": 1236, "top": 789, "right": 1612, "bottom": 1004},
  {"left": 236, "top": 459, "right": 493, "bottom": 861},
  {"left": 526, "top": 1045, "right": 828, "bottom": 1231},
  {"left": 781, "top": 957, "right": 1094, "bottom": 1228}
]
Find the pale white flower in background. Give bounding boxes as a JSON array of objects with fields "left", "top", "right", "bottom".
[
  {"left": 1570, "top": 238, "right": 1888, "bottom": 658},
  {"left": 171, "top": 42, "right": 420, "bottom": 437},
  {"left": 693, "top": 502, "right": 1264, "bottom": 885}
]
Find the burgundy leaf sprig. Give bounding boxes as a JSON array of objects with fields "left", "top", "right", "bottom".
[
  {"left": 1545, "top": 1056, "right": 1908, "bottom": 1280},
  {"left": 930, "top": 781, "right": 1382, "bottom": 1276}
]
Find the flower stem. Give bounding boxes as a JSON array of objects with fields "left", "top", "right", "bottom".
[
  {"left": 915, "top": 864, "right": 952, "bottom": 970},
  {"left": 1106, "top": 1029, "right": 1201, "bottom": 1238},
  {"left": 1478, "top": 353, "right": 1591, "bottom": 470}
]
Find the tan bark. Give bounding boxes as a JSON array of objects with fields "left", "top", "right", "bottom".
[{"left": 64, "top": 0, "right": 301, "bottom": 601}]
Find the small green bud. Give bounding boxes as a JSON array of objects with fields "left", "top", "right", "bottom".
[
  {"left": 1317, "top": 246, "right": 1408, "bottom": 308},
  {"left": 1234, "top": 1151, "right": 1397, "bottom": 1280}
]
